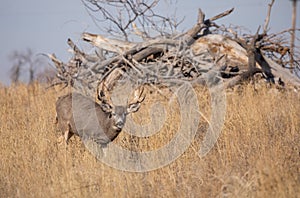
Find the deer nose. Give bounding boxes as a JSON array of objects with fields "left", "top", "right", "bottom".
[{"left": 116, "top": 121, "right": 124, "bottom": 129}]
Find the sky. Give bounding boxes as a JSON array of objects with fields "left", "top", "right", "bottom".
[{"left": 0, "top": 0, "right": 299, "bottom": 85}]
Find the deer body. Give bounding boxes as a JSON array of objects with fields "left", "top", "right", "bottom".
[{"left": 55, "top": 86, "right": 144, "bottom": 147}]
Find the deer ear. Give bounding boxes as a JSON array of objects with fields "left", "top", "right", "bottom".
[
  {"left": 100, "top": 102, "right": 113, "bottom": 113},
  {"left": 127, "top": 103, "right": 141, "bottom": 114}
]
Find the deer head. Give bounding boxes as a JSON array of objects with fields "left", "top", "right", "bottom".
[{"left": 97, "top": 81, "right": 145, "bottom": 131}]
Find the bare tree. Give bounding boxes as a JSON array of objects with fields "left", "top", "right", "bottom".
[
  {"left": 81, "top": 0, "right": 182, "bottom": 40},
  {"left": 290, "top": 0, "right": 298, "bottom": 70},
  {"left": 9, "top": 49, "right": 46, "bottom": 84},
  {"left": 48, "top": 0, "right": 300, "bottom": 96},
  {"left": 10, "top": 56, "right": 23, "bottom": 83}
]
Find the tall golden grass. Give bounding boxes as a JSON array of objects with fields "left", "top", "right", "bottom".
[{"left": 0, "top": 83, "right": 299, "bottom": 197}]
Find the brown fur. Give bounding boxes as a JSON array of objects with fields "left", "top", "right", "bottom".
[{"left": 55, "top": 92, "right": 143, "bottom": 146}]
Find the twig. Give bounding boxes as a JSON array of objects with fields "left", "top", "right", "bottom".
[{"left": 263, "top": 0, "right": 275, "bottom": 35}]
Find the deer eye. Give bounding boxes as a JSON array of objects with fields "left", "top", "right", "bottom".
[{"left": 109, "top": 112, "right": 116, "bottom": 119}]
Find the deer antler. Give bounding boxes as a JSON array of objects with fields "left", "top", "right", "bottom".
[
  {"left": 130, "top": 86, "right": 146, "bottom": 105},
  {"left": 97, "top": 80, "right": 113, "bottom": 107},
  {"left": 126, "top": 86, "right": 146, "bottom": 114}
]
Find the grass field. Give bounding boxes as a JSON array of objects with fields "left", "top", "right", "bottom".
[{"left": 0, "top": 83, "right": 299, "bottom": 197}]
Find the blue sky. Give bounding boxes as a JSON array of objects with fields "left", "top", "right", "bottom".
[{"left": 0, "top": 0, "right": 299, "bottom": 85}]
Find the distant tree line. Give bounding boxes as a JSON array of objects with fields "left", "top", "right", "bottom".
[{"left": 9, "top": 48, "right": 55, "bottom": 84}]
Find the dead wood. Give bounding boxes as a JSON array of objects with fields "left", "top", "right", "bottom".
[{"left": 48, "top": 5, "right": 299, "bottom": 96}]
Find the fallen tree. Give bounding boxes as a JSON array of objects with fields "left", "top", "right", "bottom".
[{"left": 48, "top": 1, "right": 300, "bottom": 96}]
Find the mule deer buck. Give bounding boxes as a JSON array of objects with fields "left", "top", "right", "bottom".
[{"left": 55, "top": 83, "right": 145, "bottom": 148}]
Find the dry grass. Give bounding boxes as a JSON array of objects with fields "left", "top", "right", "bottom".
[{"left": 0, "top": 83, "right": 299, "bottom": 197}]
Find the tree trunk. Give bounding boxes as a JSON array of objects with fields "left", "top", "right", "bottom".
[{"left": 290, "top": 0, "right": 297, "bottom": 71}]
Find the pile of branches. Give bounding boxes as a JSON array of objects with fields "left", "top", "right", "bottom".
[{"left": 49, "top": 1, "right": 300, "bottom": 96}]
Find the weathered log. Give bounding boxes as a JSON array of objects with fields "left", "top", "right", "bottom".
[
  {"left": 82, "top": 32, "right": 136, "bottom": 53},
  {"left": 85, "top": 8, "right": 234, "bottom": 72},
  {"left": 49, "top": 7, "right": 299, "bottom": 94},
  {"left": 260, "top": 52, "right": 300, "bottom": 86}
]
